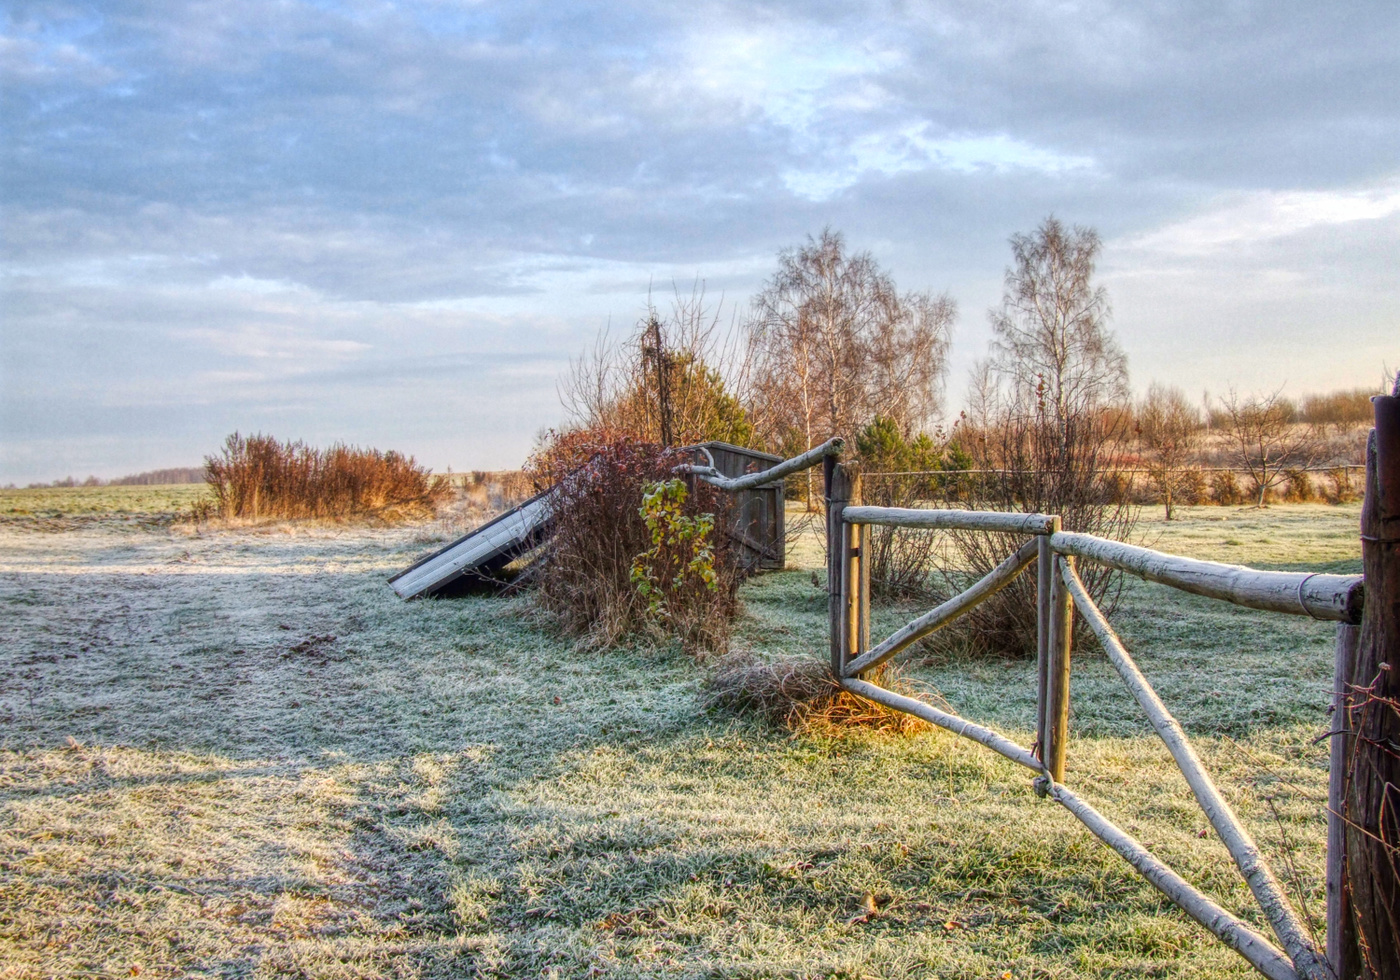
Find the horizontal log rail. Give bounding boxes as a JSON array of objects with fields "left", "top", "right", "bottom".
[
  {"left": 841, "top": 505, "right": 1057, "bottom": 535},
  {"left": 1050, "top": 531, "right": 1362, "bottom": 623},
  {"left": 676, "top": 437, "right": 844, "bottom": 491}
]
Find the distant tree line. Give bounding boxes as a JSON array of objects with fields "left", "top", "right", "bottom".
[{"left": 20, "top": 466, "right": 207, "bottom": 489}]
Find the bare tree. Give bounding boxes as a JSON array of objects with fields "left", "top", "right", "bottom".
[
  {"left": 747, "top": 228, "right": 954, "bottom": 507},
  {"left": 988, "top": 216, "right": 1128, "bottom": 439},
  {"left": 1222, "top": 387, "right": 1321, "bottom": 507},
  {"left": 939, "top": 216, "right": 1135, "bottom": 658},
  {"left": 1137, "top": 383, "right": 1202, "bottom": 520},
  {"left": 561, "top": 282, "right": 754, "bottom": 448}
]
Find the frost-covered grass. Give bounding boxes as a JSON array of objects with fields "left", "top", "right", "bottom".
[{"left": 0, "top": 497, "right": 1362, "bottom": 978}]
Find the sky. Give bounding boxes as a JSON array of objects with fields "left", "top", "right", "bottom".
[{"left": 2, "top": 0, "right": 1397, "bottom": 483}]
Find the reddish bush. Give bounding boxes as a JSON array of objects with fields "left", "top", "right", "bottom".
[
  {"left": 526, "top": 433, "right": 739, "bottom": 654},
  {"left": 204, "top": 432, "right": 449, "bottom": 519}
]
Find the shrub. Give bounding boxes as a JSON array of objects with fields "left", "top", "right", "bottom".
[
  {"left": 527, "top": 433, "right": 739, "bottom": 655},
  {"left": 856, "top": 416, "right": 958, "bottom": 598},
  {"left": 1210, "top": 470, "right": 1244, "bottom": 505},
  {"left": 1178, "top": 467, "right": 1208, "bottom": 505},
  {"left": 1283, "top": 469, "right": 1315, "bottom": 503},
  {"left": 931, "top": 407, "right": 1136, "bottom": 659},
  {"left": 1324, "top": 467, "right": 1360, "bottom": 504},
  {"left": 204, "top": 433, "right": 449, "bottom": 519}
]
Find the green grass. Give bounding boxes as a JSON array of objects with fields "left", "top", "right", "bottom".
[
  {"left": 0, "top": 483, "right": 213, "bottom": 520},
  {"left": 0, "top": 495, "right": 1363, "bottom": 978}
]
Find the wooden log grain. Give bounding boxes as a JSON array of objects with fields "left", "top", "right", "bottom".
[
  {"left": 841, "top": 677, "right": 1042, "bottom": 772},
  {"left": 1051, "top": 531, "right": 1362, "bottom": 623},
  {"left": 1048, "top": 782, "right": 1298, "bottom": 980},
  {"left": 1062, "top": 560, "right": 1329, "bottom": 980},
  {"left": 842, "top": 506, "right": 1057, "bottom": 535},
  {"left": 841, "top": 538, "right": 1039, "bottom": 678}
]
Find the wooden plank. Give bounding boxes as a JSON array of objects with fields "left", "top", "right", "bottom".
[
  {"left": 1062, "top": 560, "right": 1329, "bottom": 980},
  {"left": 842, "top": 538, "right": 1038, "bottom": 678},
  {"left": 842, "top": 506, "right": 1056, "bottom": 535},
  {"left": 388, "top": 489, "right": 554, "bottom": 599},
  {"left": 1051, "top": 531, "right": 1362, "bottom": 623}
]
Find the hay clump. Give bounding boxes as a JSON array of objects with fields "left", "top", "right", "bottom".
[{"left": 706, "top": 654, "right": 935, "bottom": 736}]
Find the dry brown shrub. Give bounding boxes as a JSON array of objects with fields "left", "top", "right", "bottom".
[
  {"left": 526, "top": 431, "right": 740, "bottom": 655},
  {"left": 204, "top": 432, "right": 449, "bottom": 520},
  {"left": 1283, "top": 468, "right": 1316, "bottom": 503},
  {"left": 706, "top": 654, "right": 935, "bottom": 736},
  {"left": 1210, "top": 469, "right": 1244, "bottom": 505},
  {"left": 1325, "top": 466, "right": 1360, "bottom": 504}
]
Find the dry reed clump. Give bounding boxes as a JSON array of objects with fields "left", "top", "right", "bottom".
[
  {"left": 204, "top": 432, "right": 450, "bottom": 520},
  {"left": 526, "top": 431, "right": 740, "bottom": 655},
  {"left": 706, "top": 654, "right": 934, "bottom": 736}
]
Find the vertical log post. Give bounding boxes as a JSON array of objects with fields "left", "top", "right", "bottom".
[
  {"left": 1036, "top": 517, "right": 1062, "bottom": 759},
  {"left": 1345, "top": 385, "right": 1400, "bottom": 980},
  {"left": 1329, "top": 622, "right": 1361, "bottom": 980},
  {"left": 1045, "top": 553, "right": 1075, "bottom": 782},
  {"left": 846, "top": 485, "right": 870, "bottom": 677},
  {"left": 827, "top": 457, "right": 853, "bottom": 677}
]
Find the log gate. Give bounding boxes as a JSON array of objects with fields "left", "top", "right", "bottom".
[{"left": 683, "top": 387, "right": 1399, "bottom": 980}]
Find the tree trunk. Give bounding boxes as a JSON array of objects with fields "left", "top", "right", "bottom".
[{"left": 1345, "top": 393, "right": 1400, "bottom": 979}]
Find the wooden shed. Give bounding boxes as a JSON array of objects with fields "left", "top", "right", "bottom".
[{"left": 695, "top": 441, "right": 786, "bottom": 571}]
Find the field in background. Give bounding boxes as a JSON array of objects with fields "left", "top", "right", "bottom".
[{"left": 0, "top": 491, "right": 1362, "bottom": 978}]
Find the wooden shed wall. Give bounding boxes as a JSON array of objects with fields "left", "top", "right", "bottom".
[{"left": 698, "top": 442, "right": 785, "bottom": 571}]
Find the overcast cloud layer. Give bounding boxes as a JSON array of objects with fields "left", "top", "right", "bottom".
[{"left": 2, "top": 0, "right": 1396, "bottom": 481}]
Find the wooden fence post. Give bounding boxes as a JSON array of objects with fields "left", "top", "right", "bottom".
[
  {"left": 1045, "top": 553, "right": 1074, "bottom": 781},
  {"left": 845, "top": 472, "right": 868, "bottom": 677},
  {"left": 1036, "top": 517, "right": 1062, "bottom": 758},
  {"left": 827, "top": 457, "right": 853, "bottom": 677},
  {"left": 1344, "top": 387, "right": 1400, "bottom": 980},
  {"left": 1329, "top": 622, "right": 1361, "bottom": 980}
]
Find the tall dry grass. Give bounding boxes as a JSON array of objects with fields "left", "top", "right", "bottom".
[{"left": 204, "top": 432, "right": 450, "bottom": 519}]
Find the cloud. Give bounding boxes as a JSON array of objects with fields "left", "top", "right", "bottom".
[
  {"left": 1118, "top": 179, "right": 1400, "bottom": 256},
  {"left": 2, "top": 0, "right": 1397, "bottom": 480}
]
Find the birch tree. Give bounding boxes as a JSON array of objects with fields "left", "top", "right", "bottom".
[{"left": 747, "top": 228, "right": 954, "bottom": 507}]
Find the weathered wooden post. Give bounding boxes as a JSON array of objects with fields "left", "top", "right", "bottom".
[
  {"left": 846, "top": 476, "right": 870, "bottom": 677},
  {"left": 1036, "top": 517, "right": 1062, "bottom": 758},
  {"left": 826, "top": 457, "right": 853, "bottom": 677},
  {"left": 1343, "top": 383, "right": 1400, "bottom": 979},
  {"left": 1329, "top": 622, "right": 1361, "bottom": 980},
  {"left": 1044, "top": 552, "right": 1074, "bottom": 782}
]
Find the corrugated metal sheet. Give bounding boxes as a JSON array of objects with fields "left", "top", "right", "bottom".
[{"left": 388, "top": 489, "right": 553, "bottom": 599}]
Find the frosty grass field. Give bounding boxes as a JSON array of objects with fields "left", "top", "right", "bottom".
[{"left": 0, "top": 485, "right": 1364, "bottom": 978}]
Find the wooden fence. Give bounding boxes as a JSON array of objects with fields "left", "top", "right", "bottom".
[{"left": 683, "top": 395, "right": 1399, "bottom": 979}]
